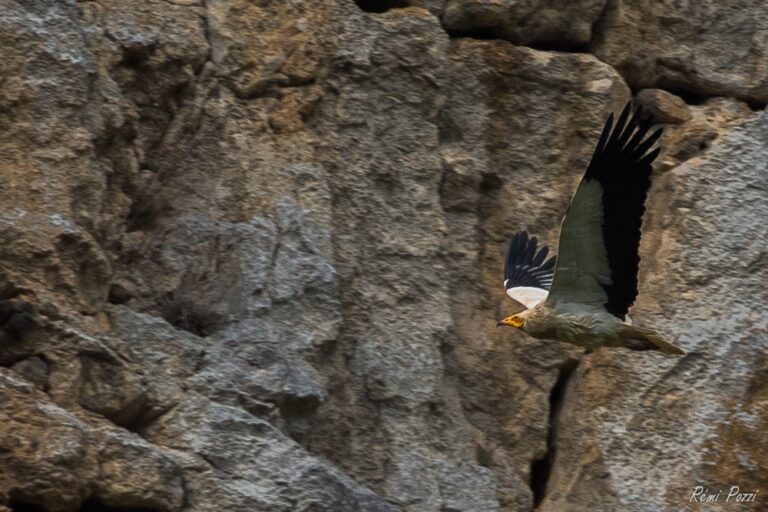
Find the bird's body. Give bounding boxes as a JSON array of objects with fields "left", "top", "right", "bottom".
[
  {"left": 498, "top": 103, "right": 684, "bottom": 356},
  {"left": 513, "top": 301, "right": 676, "bottom": 353},
  {"left": 520, "top": 302, "right": 618, "bottom": 350}
]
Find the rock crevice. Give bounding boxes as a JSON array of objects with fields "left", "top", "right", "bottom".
[{"left": 529, "top": 359, "right": 577, "bottom": 509}]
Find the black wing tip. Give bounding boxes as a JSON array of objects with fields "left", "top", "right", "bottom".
[
  {"left": 508, "top": 230, "right": 542, "bottom": 253},
  {"left": 504, "top": 230, "right": 556, "bottom": 290},
  {"left": 614, "top": 100, "right": 658, "bottom": 136},
  {"left": 586, "top": 100, "right": 664, "bottom": 180},
  {"left": 587, "top": 101, "right": 662, "bottom": 319}
]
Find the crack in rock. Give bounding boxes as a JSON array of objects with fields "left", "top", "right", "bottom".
[{"left": 530, "top": 359, "right": 577, "bottom": 509}]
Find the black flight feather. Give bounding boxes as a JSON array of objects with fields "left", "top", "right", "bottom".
[
  {"left": 504, "top": 230, "right": 556, "bottom": 291},
  {"left": 583, "top": 102, "right": 663, "bottom": 318}
]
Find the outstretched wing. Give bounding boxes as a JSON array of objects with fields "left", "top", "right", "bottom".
[
  {"left": 504, "top": 230, "right": 556, "bottom": 309},
  {"left": 546, "top": 102, "right": 662, "bottom": 318}
]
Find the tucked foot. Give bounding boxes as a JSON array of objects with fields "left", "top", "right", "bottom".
[{"left": 625, "top": 338, "right": 655, "bottom": 351}]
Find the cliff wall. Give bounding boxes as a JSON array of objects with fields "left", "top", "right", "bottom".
[{"left": 0, "top": 1, "right": 766, "bottom": 511}]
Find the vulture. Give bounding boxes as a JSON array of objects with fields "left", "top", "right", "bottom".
[{"left": 497, "top": 102, "right": 684, "bottom": 355}]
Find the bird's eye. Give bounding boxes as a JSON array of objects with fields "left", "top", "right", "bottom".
[{"left": 511, "top": 316, "right": 524, "bottom": 328}]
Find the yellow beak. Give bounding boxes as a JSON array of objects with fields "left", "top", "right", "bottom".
[{"left": 496, "top": 315, "right": 522, "bottom": 328}]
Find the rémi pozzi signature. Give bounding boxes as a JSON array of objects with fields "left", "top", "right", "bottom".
[{"left": 690, "top": 486, "right": 759, "bottom": 503}]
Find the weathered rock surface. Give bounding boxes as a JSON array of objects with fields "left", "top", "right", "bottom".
[
  {"left": 541, "top": 111, "right": 768, "bottom": 512},
  {"left": 592, "top": 0, "right": 768, "bottom": 104},
  {"left": 0, "top": 1, "right": 765, "bottom": 512},
  {"left": 635, "top": 88, "right": 692, "bottom": 125},
  {"left": 0, "top": 369, "right": 184, "bottom": 511},
  {"left": 443, "top": 0, "right": 606, "bottom": 48}
]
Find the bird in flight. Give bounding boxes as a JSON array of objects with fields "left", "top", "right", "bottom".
[{"left": 497, "top": 102, "right": 684, "bottom": 355}]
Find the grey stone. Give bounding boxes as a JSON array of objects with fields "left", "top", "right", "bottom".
[
  {"left": 635, "top": 88, "right": 691, "bottom": 125},
  {"left": 0, "top": 0, "right": 765, "bottom": 511},
  {"left": 540, "top": 111, "right": 768, "bottom": 512},
  {"left": 92, "top": 427, "right": 185, "bottom": 511},
  {"left": 443, "top": 0, "right": 606, "bottom": 47},
  {"left": 0, "top": 369, "right": 184, "bottom": 512},
  {"left": 143, "top": 396, "right": 400, "bottom": 512},
  {"left": 592, "top": 0, "right": 768, "bottom": 103}
]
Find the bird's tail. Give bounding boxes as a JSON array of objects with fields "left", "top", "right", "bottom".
[{"left": 619, "top": 325, "right": 685, "bottom": 355}]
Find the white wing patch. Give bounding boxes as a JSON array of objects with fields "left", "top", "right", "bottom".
[{"left": 506, "top": 286, "right": 549, "bottom": 309}]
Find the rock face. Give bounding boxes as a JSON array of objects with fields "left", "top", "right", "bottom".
[
  {"left": 541, "top": 112, "right": 768, "bottom": 512},
  {"left": 443, "top": 0, "right": 606, "bottom": 48},
  {"left": 0, "top": 1, "right": 765, "bottom": 512},
  {"left": 592, "top": 0, "right": 768, "bottom": 104}
]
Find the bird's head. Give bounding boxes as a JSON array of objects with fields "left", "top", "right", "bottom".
[{"left": 497, "top": 312, "right": 526, "bottom": 330}]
